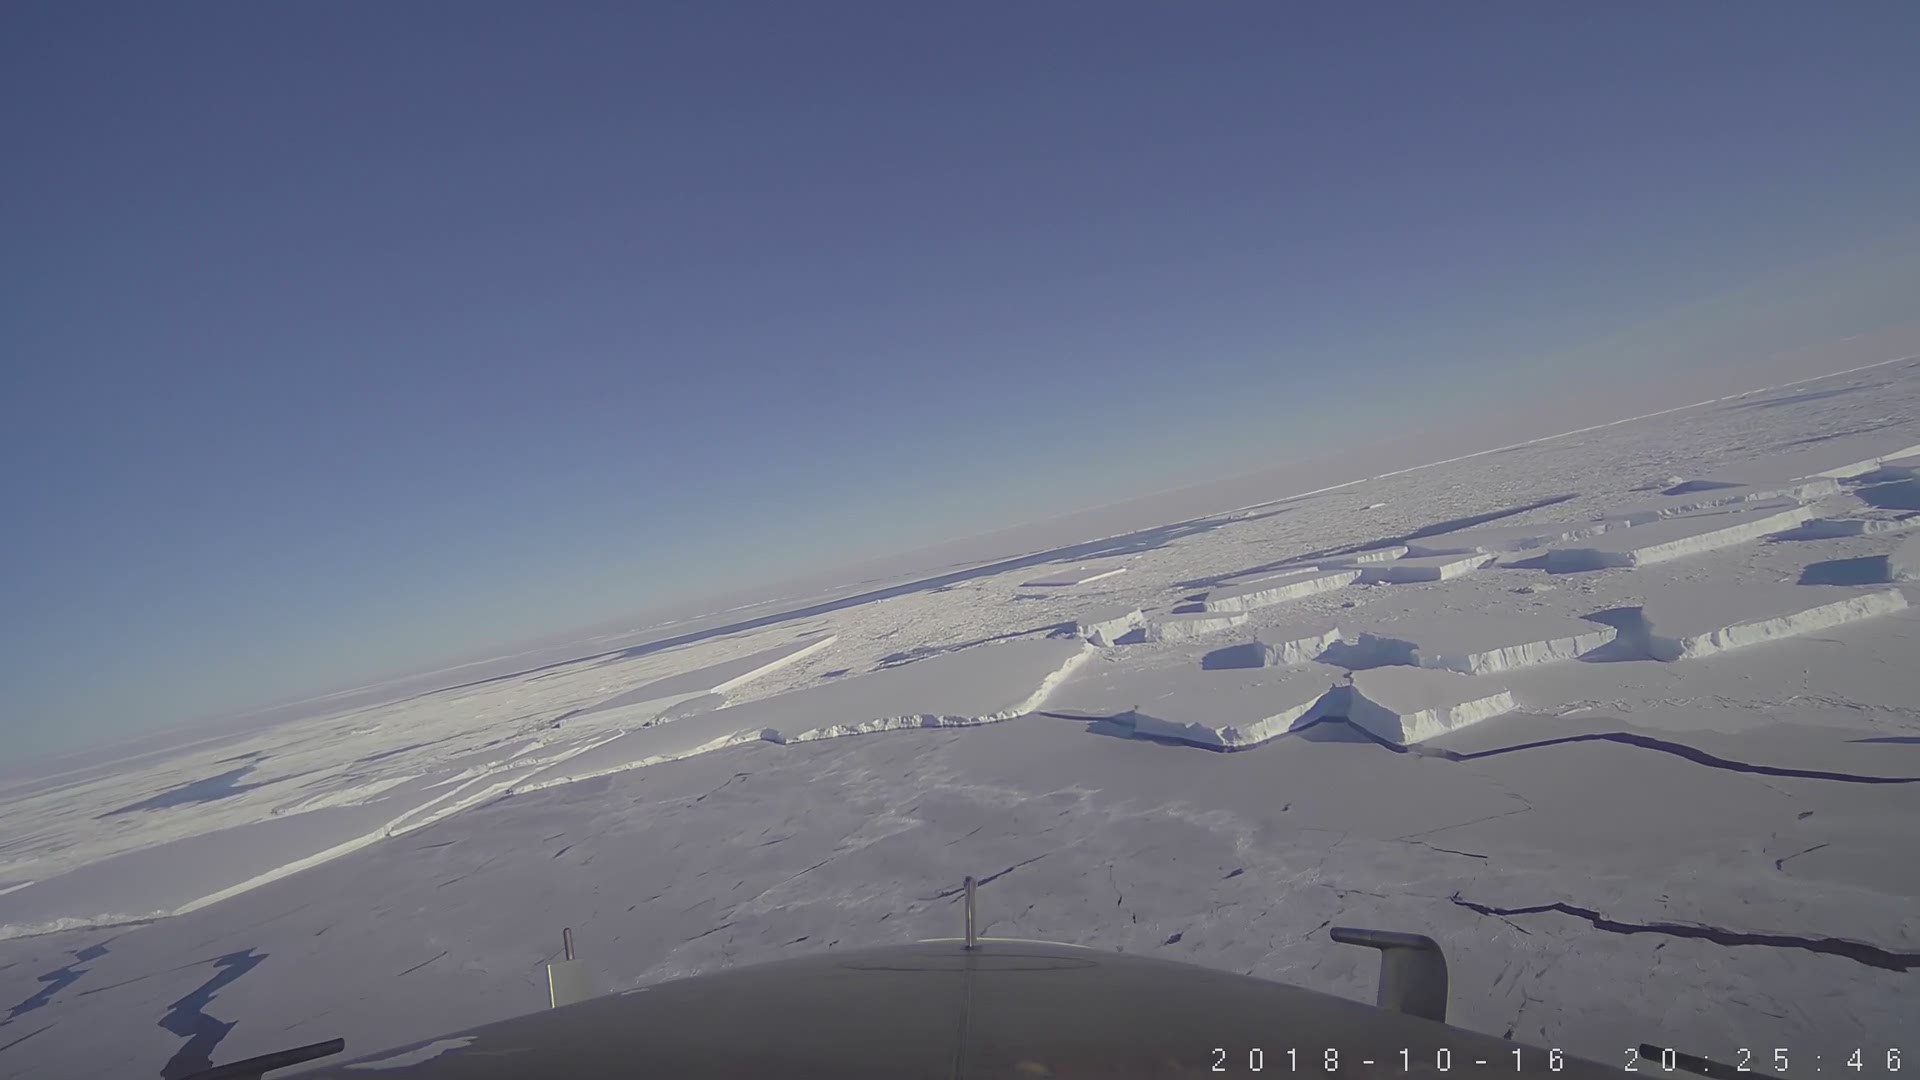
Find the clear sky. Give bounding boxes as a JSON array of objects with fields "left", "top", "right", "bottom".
[{"left": 5, "top": 2, "right": 1919, "bottom": 757}]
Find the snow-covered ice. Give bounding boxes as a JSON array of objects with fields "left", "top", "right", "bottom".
[
  {"left": 1658, "top": 433, "right": 1920, "bottom": 500},
  {"left": 1346, "top": 611, "right": 1618, "bottom": 675},
  {"left": 1546, "top": 502, "right": 1816, "bottom": 570},
  {"left": 1201, "top": 624, "right": 1345, "bottom": 669},
  {"left": 1357, "top": 551, "right": 1493, "bottom": 582},
  {"left": 524, "top": 637, "right": 1092, "bottom": 786},
  {"left": 1402, "top": 521, "right": 1610, "bottom": 557},
  {"left": 1072, "top": 605, "right": 1146, "bottom": 647},
  {"left": 1143, "top": 609, "right": 1252, "bottom": 642},
  {"left": 1328, "top": 545, "right": 1408, "bottom": 564},
  {"left": 1200, "top": 568, "right": 1360, "bottom": 612},
  {"left": 583, "top": 634, "right": 836, "bottom": 713},
  {"left": 1121, "top": 664, "right": 1346, "bottom": 750},
  {"left": 1776, "top": 514, "right": 1920, "bottom": 539},
  {"left": 1621, "top": 583, "right": 1910, "bottom": 661},
  {"left": 1341, "top": 666, "right": 1517, "bottom": 744}
]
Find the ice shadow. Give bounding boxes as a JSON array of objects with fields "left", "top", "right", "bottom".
[
  {"left": 1849, "top": 735, "right": 1920, "bottom": 745},
  {"left": 7, "top": 942, "right": 110, "bottom": 1020},
  {"left": 99, "top": 767, "right": 271, "bottom": 818},
  {"left": 1572, "top": 609, "right": 1654, "bottom": 662},
  {"left": 1856, "top": 480, "right": 1920, "bottom": 511},
  {"left": 1038, "top": 710, "right": 1194, "bottom": 751},
  {"left": 1798, "top": 557, "right": 1891, "bottom": 586},
  {"left": 157, "top": 949, "right": 268, "bottom": 1080}
]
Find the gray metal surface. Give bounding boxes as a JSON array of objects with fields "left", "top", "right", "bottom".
[{"left": 288, "top": 941, "right": 1617, "bottom": 1078}]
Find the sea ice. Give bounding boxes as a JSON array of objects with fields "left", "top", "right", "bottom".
[
  {"left": 1073, "top": 606, "right": 1146, "bottom": 647},
  {"left": 1144, "top": 610, "right": 1253, "bottom": 642},
  {"left": 1201, "top": 624, "right": 1345, "bottom": 669},
  {"left": 1775, "top": 515, "right": 1920, "bottom": 540},
  {"left": 1121, "top": 664, "right": 1346, "bottom": 750},
  {"left": 1327, "top": 545, "right": 1408, "bottom": 564},
  {"left": 584, "top": 635, "right": 836, "bottom": 714},
  {"left": 1621, "top": 583, "right": 1910, "bottom": 661},
  {"left": 1356, "top": 552, "right": 1493, "bottom": 583},
  {"left": 1201, "top": 569, "right": 1360, "bottom": 613},
  {"left": 1346, "top": 612, "right": 1618, "bottom": 675},
  {"left": 1402, "top": 522, "right": 1610, "bottom": 557},
  {"left": 1546, "top": 503, "right": 1815, "bottom": 570},
  {"left": 1661, "top": 434, "right": 1920, "bottom": 494},
  {"left": 1341, "top": 667, "right": 1517, "bottom": 744}
]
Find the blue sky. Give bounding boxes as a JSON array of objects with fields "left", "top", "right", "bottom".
[{"left": 5, "top": 2, "right": 1918, "bottom": 756}]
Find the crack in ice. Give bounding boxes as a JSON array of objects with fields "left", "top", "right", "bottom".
[{"left": 1447, "top": 894, "right": 1920, "bottom": 972}]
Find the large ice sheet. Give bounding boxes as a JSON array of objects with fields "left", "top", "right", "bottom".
[
  {"left": 1073, "top": 605, "right": 1146, "bottom": 647},
  {"left": 1201, "top": 569, "right": 1359, "bottom": 612},
  {"left": 1357, "top": 552, "right": 1493, "bottom": 582},
  {"left": 1144, "top": 610, "right": 1252, "bottom": 642},
  {"left": 1123, "top": 664, "right": 1345, "bottom": 750},
  {"left": 1546, "top": 503, "right": 1815, "bottom": 570},
  {"left": 1626, "top": 584, "right": 1910, "bottom": 661},
  {"left": 1342, "top": 667, "right": 1516, "bottom": 744},
  {"left": 1202, "top": 624, "right": 1345, "bottom": 669},
  {"left": 521, "top": 639, "right": 1093, "bottom": 787},
  {"left": 1348, "top": 612, "right": 1617, "bottom": 675}
]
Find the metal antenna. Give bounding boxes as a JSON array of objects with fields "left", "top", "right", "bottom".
[
  {"left": 963, "top": 876, "right": 977, "bottom": 949},
  {"left": 563, "top": 927, "right": 575, "bottom": 962}
]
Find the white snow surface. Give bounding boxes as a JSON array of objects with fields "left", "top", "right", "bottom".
[{"left": 3, "top": 358, "right": 1919, "bottom": 1079}]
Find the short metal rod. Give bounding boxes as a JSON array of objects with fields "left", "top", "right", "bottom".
[
  {"left": 563, "top": 927, "right": 575, "bottom": 962},
  {"left": 963, "top": 876, "right": 977, "bottom": 949}
]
